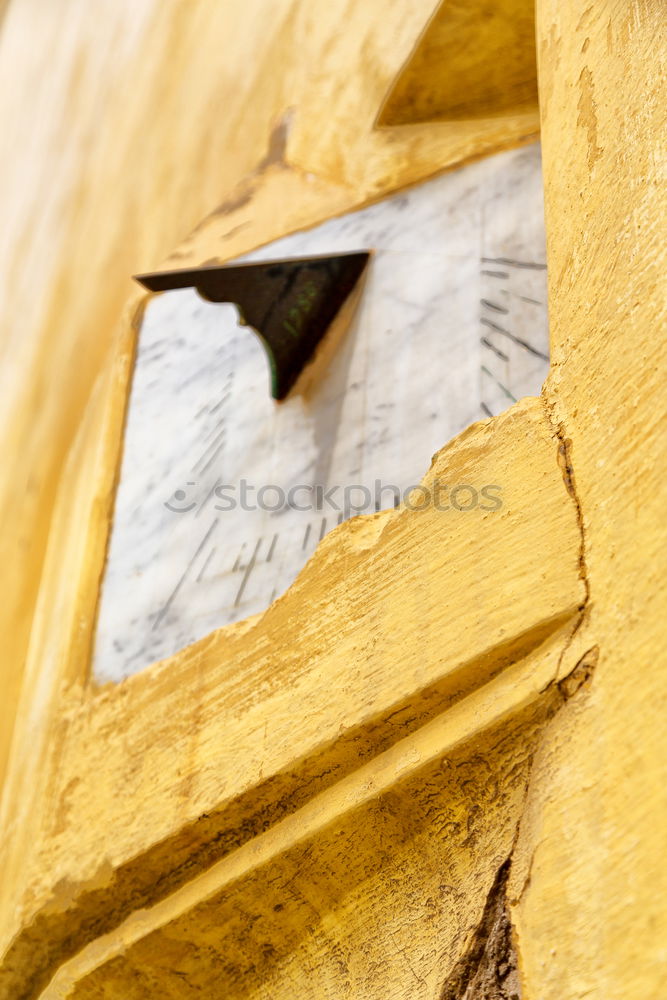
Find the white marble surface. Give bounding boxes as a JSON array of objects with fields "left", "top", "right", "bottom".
[{"left": 93, "top": 143, "right": 549, "bottom": 683}]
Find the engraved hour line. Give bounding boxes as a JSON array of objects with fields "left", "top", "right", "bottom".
[
  {"left": 192, "top": 531, "right": 279, "bottom": 589},
  {"left": 500, "top": 289, "right": 543, "bottom": 306},
  {"left": 480, "top": 256, "right": 547, "bottom": 270},
  {"left": 196, "top": 546, "right": 217, "bottom": 583},
  {"left": 519, "top": 295, "right": 542, "bottom": 306},
  {"left": 195, "top": 477, "right": 222, "bottom": 518},
  {"left": 233, "top": 543, "right": 245, "bottom": 572},
  {"left": 152, "top": 518, "right": 219, "bottom": 630},
  {"left": 302, "top": 523, "right": 311, "bottom": 550},
  {"left": 209, "top": 382, "right": 233, "bottom": 416},
  {"left": 234, "top": 537, "right": 262, "bottom": 608},
  {"left": 480, "top": 299, "right": 509, "bottom": 315},
  {"left": 481, "top": 365, "right": 517, "bottom": 403},
  {"left": 480, "top": 317, "right": 549, "bottom": 361},
  {"left": 201, "top": 413, "right": 227, "bottom": 445},
  {"left": 206, "top": 372, "right": 233, "bottom": 417},
  {"left": 481, "top": 337, "right": 509, "bottom": 362},
  {"left": 481, "top": 402, "right": 493, "bottom": 418},
  {"left": 190, "top": 382, "right": 233, "bottom": 472},
  {"left": 192, "top": 425, "right": 226, "bottom": 474},
  {"left": 481, "top": 269, "right": 509, "bottom": 279},
  {"left": 139, "top": 337, "right": 168, "bottom": 361},
  {"left": 196, "top": 434, "right": 227, "bottom": 477}
]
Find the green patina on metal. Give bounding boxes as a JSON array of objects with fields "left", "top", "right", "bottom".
[{"left": 135, "top": 252, "right": 370, "bottom": 399}]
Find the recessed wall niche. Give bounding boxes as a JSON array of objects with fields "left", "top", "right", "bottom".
[{"left": 93, "top": 143, "right": 549, "bottom": 683}]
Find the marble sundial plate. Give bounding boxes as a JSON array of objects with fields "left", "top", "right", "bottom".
[{"left": 93, "top": 143, "right": 549, "bottom": 683}]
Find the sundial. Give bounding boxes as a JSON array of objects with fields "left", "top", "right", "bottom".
[{"left": 93, "top": 143, "right": 549, "bottom": 683}]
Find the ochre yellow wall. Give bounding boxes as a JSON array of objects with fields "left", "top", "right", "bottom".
[
  {"left": 0, "top": 0, "right": 538, "bottom": 789},
  {"left": 0, "top": 1, "right": 664, "bottom": 998}
]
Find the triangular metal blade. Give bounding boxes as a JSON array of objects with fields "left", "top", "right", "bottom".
[{"left": 135, "top": 252, "right": 370, "bottom": 399}]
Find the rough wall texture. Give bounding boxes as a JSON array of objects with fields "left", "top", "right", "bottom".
[
  {"left": 0, "top": 0, "right": 541, "bottom": 791},
  {"left": 0, "top": 0, "right": 664, "bottom": 998},
  {"left": 509, "top": 2, "right": 667, "bottom": 998}
]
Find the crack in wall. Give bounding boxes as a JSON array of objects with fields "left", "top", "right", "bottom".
[
  {"left": 542, "top": 395, "right": 592, "bottom": 677},
  {"left": 436, "top": 649, "right": 599, "bottom": 999},
  {"left": 436, "top": 610, "right": 599, "bottom": 997},
  {"left": 557, "top": 645, "right": 598, "bottom": 699},
  {"left": 440, "top": 859, "right": 521, "bottom": 1000}
]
